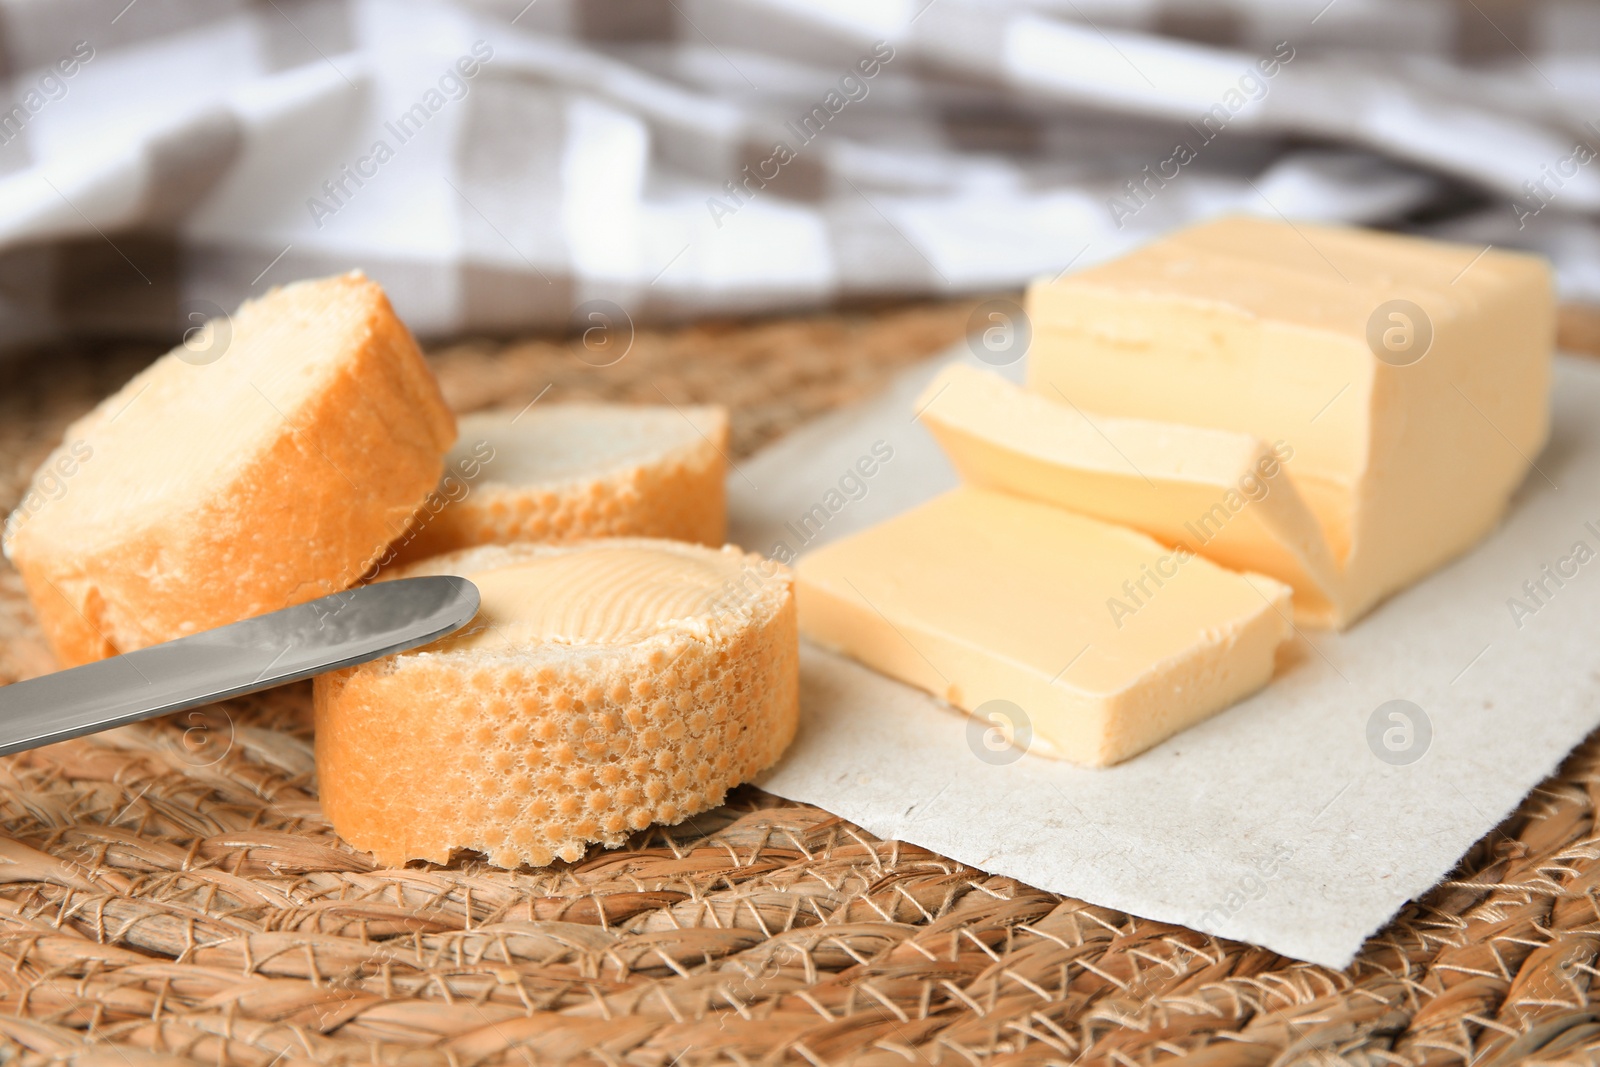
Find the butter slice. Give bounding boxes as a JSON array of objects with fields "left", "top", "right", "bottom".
[
  {"left": 1028, "top": 216, "right": 1554, "bottom": 625},
  {"left": 917, "top": 364, "right": 1345, "bottom": 626},
  {"left": 796, "top": 487, "right": 1292, "bottom": 766}
]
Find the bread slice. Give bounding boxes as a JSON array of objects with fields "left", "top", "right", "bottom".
[
  {"left": 313, "top": 539, "right": 798, "bottom": 868},
  {"left": 397, "top": 404, "right": 728, "bottom": 561},
  {"left": 2, "top": 272, "right": 455, "bottom": 666}
]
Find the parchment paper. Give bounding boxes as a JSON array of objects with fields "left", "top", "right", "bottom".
[{"left": 731, "top": 345, "right": 1600, "bottom": 968}]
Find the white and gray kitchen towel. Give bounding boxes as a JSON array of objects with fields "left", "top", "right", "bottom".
[{"left": 0, "top": 0, "right": 1597, "bottom": 349}]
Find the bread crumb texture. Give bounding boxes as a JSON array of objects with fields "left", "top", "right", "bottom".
[
  {"left": 313, "top": 539, "right": 798, "bottom": 868},
  {"left": 398, "top": 405, "right": 727, "bottom": 561},
  {"left": 2, "top": 272, "right": 455, "bottom": 666}
]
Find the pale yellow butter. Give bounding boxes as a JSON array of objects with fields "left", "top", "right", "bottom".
[
  {"left": 917, "top": 363, "right": 1345, "bottom": 626},
  {"left": 1027, "top": 216, "right": 1554, "bottom": 626},
  {"left": 795, "top": 487, "right": 1292, "bottom": 767}
]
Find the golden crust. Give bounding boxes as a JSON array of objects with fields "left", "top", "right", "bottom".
[
  {"left": 4, "top": 273, "right": 455, "bottom": 666},
  {"left": 397, "top": 408, "right": 727, "bottom": 562},
  {"left": 313, "top": 540, "right": 798, "bottom": 868}
]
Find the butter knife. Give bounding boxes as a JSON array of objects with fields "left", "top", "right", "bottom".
[{"left": 0, "top": 576, "right": 479, "bottom": 757}]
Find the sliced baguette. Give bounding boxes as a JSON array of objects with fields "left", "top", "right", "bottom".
[
  {"left": 3, "top": 272, "right": 455, "bottom": 665},
  {"left": 398, "top": 405, "right": 728, "bottom": 561},
  {"left": 314, "top": 539, "right": 798, "bottom": 868}
]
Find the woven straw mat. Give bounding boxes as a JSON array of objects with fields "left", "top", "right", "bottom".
[{"left": 2, "top": 298, "right": 1600, "bottom": 1067}]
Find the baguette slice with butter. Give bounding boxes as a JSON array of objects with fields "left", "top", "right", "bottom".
[
  {"left": 3, "top": 272, "right": 455, "bottom": 666},
  {"left": 399, "top": 404, "right": 728, "bottom": 561},
  {"left": 314, "top": 539, "right": 797, "bottom": 868}
]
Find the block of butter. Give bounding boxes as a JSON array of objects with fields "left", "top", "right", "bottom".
[
  {"left": 1028, "top": 217, "right": 1554, "bottom": 626},
  {"left": 795, "top": 486, "right": 1292, "bottom": 766},
  {"left": 917, "top": 364, "right": 1345, "bottom": 626}
]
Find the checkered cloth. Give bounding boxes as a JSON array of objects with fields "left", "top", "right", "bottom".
[{"left": 0, "top": 0, "right": 1596, "bottom": 349}]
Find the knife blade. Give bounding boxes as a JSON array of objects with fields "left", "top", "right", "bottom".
[{"left": 0, "top": 576, "right": 480, "bottom": 758}]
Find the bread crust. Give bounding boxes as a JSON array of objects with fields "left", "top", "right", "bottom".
[
  {"left": 4, "top": 273, "right": 455, "bottom": 666},
  {"left": 398, "top": 408, "right": 728, "bottom": 561},
  {"left": 313, "top": 540, "right": 798, "bottom": 868}
]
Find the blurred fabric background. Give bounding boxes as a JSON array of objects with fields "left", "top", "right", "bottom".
[{"left": 0, "top": 0, "right": 1597, "bottom": 351}]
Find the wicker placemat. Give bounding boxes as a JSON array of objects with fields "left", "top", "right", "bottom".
[{"left": 1, "top": 301, "right": 1599, "bottom": 1066}]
